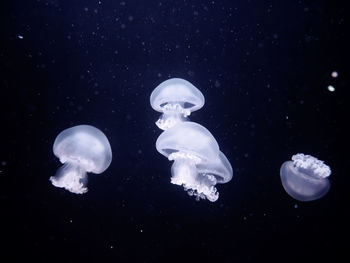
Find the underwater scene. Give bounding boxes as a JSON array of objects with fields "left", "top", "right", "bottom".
[{"left": 0, "top": 0, "right": 347, "bottom": 262}]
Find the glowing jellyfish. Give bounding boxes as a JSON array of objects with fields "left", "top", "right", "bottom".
[
  {"left": 280, "top": 153, "right": 331, "bottom": 201},
  {"left": 50, "top": 125, "right": 112, "bottom": 194},
  {"left": 156, "top": 122, "right": 232, "bottom": 202},
  {"left": 150, "top": 78, "right": 205, "bottom": 130}
]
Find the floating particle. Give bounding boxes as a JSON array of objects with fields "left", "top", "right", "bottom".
[
  {"left": 331, "top": 71, "right": 338, "bottom": 78},
  {"left": 327, "top": 85, "right": 335, "bottom": 92}
]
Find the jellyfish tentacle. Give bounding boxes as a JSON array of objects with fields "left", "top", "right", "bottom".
[
  {"left": 50, "top": 163, "right": 88, "bottom": 194},
  {"left": 156, "top": 103, "right": 190, "bottom": 130},
  {"left": 169, "top": 152, "right": 219, "bottom": 202},
  {"left": 291, "top": 153, "right": 331, "bottom": 179}
]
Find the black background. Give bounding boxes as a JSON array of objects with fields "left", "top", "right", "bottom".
[{"left": 0, "top": 0, "right": 347, "bottom": 262}]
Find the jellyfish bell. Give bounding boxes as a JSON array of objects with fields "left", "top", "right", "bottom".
[
  {"left": 280, "top": 153, "right": 331, "bottom": 201},
  {"left": 150, "top": 78, "right": 205, "bottom": 130},
  {"left": 50, "top": 125, "right": 112, "bottom": 194},
  {"left": 156, "top": 121, "right": 229, "bottom": 202},
  {"left": 197, "top": 151, "right": 233, "bottom": 185},
  {"left": 156, "top": 122, "right": 219, "bottom": 160}
]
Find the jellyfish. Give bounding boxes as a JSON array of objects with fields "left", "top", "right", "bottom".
[
  {"left": 150, "top": 78, "right": 205, "bottom": 130},
  {"left": 156, "top": 121, "right": 232, "bottom": 202},
  {"left": 280, "top": 153, "right": 331, "bottom": 201},
  {"left": 50, "top": 125, "right": 112, "bottom": 194}
]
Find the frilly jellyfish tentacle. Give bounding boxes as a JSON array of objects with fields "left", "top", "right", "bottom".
[
  {"left": 170, "top": 155, "right": 198, "bottom": 186},
  {"left": 50, "top": 163, "right": 88, "bottom": 194},
  {"left": 169, "top": 152, "right": 219, "bottom": 202},
  {"left": 291, "top": 153, "right": 331, "bottom": 179},
  {"left": 156, "top": 103, "right": 191, "bottom": 130}
]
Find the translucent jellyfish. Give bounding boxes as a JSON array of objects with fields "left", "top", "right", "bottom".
[
  {"left": 150, "top": 78, "right": 205, "bottom": 130},
  {"left": 156, "top": 121, "right": 232, "bottom": 202},
  {"left": 50, "top": 125, "right": 112, "bottom": 194},
  {"left": 280, "top": 153, "right": 331, "bottom": 201}
]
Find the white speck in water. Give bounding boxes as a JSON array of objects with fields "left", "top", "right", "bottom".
[
  {"left": 331, "top": 71, "right": 338, "bottom": 78},
  {"left": 294, "top": 204, "right": 298, "bottom": 209},
  {"left": 18, "top": 35, "right": 23, "bottom": 39},
  {"left": 327, "top": 85, "right": 335, "bottom": 92}
]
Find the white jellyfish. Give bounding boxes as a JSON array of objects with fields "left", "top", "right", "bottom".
[
  {"left": 150, "top": 78, "right": 205, "bottom": 130},
  {"left": 50, "top": 125, "right": 112, "bottom": 194},
  {"left": 156, "top": 122, "right": 232, "bottom": 202},
  {"left": 280, "top": 153, "right": 331, "bottom": 201}
]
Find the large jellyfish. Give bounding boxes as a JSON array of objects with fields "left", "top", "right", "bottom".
[
  {"left": 150, "top": 78, "right": 205, "bottom": 130},
  {"left": 280, "top": 153, "right": 331, "bottom": 201},
  {"left": 50, "top": 125, "right": 112, "bottom": 194},
  {"left": 156, "top": 122, "right": 232, "bottom": 202}
]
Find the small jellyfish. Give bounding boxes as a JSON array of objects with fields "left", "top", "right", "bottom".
[
  {"left": 156, "top": 121, "right": 232, "bottom": 202},
  {"left": 280, "top": 153, "right": 331, "bottom": 201},
  {"left": 150, "top": 78, "right": 205, "bottom": 130},
  {"left": 50, "top": 125, "right": 112, "bottom": 194}
]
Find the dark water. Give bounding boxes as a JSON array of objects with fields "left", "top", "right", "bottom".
[{"left": 0, "top": 0, "right": 347, "bottom": 261}]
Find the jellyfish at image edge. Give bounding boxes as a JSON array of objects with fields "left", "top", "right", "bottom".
[
  {"left": 156, "top": 121, "right": 232, "bottom": 202},
  {"left": 150, "top": 78, "right": 205, "bottom": 130},
  {"left": 280, "top": 153, "right": 331, "bottom": 201},
  {"left": 50, "top": 125, "right": 112, "bottom": 194}
]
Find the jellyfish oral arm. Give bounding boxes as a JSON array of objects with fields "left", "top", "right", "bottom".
[
  {"left": 50, "top": 163, "right": 88, "bottom": 194},
  {"left": 169, "top": 152, "right": 219, "bottom": 202},
  {"left": 292, "top": 153, "right": 331, "bottom": 178},
  {"left": 156, "top": 103, "right": 191, "bottom": 130}
]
